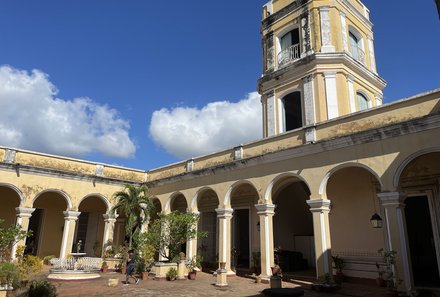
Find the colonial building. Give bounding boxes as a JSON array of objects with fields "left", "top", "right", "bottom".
[{"left": 1, "top": 0, "right": 439, "bottom": 293}]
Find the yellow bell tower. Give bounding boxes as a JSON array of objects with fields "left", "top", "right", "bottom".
[{"left": 258, "top": 0, "right": 386, "bottom": 140}]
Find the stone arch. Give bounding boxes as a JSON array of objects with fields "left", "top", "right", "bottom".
[
  {"left": 77, "top": 194, "right": 108, "bottom": 256},
  {"left": 165, "top": 191, "right": 188, "bottom": 213},
  {"left": 393, "top": 147, "right": 440, "bottom": 189},
  {"left": 0, "top": 183, "right": 24, "bottom": 227},
  {"left": 190, "top": 186, "right": 218, "bottom": 211},
  {"left": 270, "top": 172, "right": 314, "bottom": 272},
  {"left": 0, "top": 183, "right": 25, "bottom": 205},
  {"left": 150, "top": 196, "right": 162, "bottom": 215},
  {"left": 223, "top": 180, "right": 259, "bottom": 207},
  {"left": 78, "top": 193, "right": 110, "bottom": 213},
  {"left": 319, "top": 162, "right": 383, "bottom": 196},
  {"left": 264, "top": 172, "right": 311, "bottom": 203},
  {"left": 325, "top": 162, "right": 384, "bottom": 270},
  {"left": 31, "top": 189, "right": 71, "bottom": 257},
  {"left": 33, "top": 189, "right": 73, "bottom": 210}
]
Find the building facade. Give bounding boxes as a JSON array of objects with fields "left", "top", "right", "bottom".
[{"left": 1, "top": 0, "right": 439, "bottom": 293}]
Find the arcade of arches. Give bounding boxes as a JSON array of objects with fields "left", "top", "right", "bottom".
[{"left": 1, "top": 93, "right": 440, "bottom": 294}]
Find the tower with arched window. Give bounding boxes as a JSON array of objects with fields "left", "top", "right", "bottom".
[{"left": 258, "top": 0, "right": 386, "bottom": 139}]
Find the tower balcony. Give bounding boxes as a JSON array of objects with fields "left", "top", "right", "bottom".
[{"left": 277, "top": 44, "right": 300, "bottom": 68}]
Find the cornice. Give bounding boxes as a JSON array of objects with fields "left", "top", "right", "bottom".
[
  {"left": 261, "top": 0, "right": 310, "bottom": 31},
  {"left": 336, "top": 0, "right": 372, "bottom": 29},
  {"left": 147, "top": 113, "right": 440, "bottom": 187},
  {"left": 0, "top": 162, "right": 141, "bottom": 187},
  {"left": 258, "top": 52, "right": 386, "bottom": 93}
]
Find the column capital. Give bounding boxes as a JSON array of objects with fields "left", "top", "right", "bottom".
[
  {"left": 215, "top": 208, "right": 233, "bottom": 218},
  {"left": 63, "top": 211, "right": 81, "bottom": 221},
  {"left": 103, "top": 213, "right": 118, "bottom": 223},
  {"left": 15, "top": 207, "right": 35, "bottom": 218},
  {"left": 306, "top": 199, "right": 331, "bottom": 213},
  {"left": 378, "top": 192, "right": 407, "bottom": 207},
  {"left": 255, "top": 204, "right": 275, "bottom": 215}
]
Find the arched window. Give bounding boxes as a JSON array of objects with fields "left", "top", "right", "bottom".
[
  {"left": 356, "top": 92, "right": 369, "bottom": 111},
  {"left": 277, "top": 28, "right": 300, "bottom": 66},
  {"left": 282, "top": 92, "right": 302, "bottom": 132},
  {"left": 349, "top": 29, "right": 365, "bottom": 64}
]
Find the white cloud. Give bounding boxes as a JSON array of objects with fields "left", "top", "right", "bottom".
[
  {"left": 0, "top": 65, "right": 136, "bottom": 159},
  {"left": 149, "top": 92, "right": 262, "bottom": 160}
]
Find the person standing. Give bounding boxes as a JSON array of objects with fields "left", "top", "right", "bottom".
[{"left": 124, "top": 249, "right": 139, "bottom": 285}]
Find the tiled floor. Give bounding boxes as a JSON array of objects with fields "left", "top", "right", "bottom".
[{"left": 47, "top": 271, "right": 391, "bottom": 297}]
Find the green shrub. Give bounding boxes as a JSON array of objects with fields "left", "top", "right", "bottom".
[
  {"left": 166, "top": 267, "right": 178, "bottom": 280},
  {"left": 0, "top": 261, "right": 20, "bottom": 289},
  {"left": 27, "top": 280, "right": 57, "bottom": 297},
  {"left": 19, "top": 255, "right": 42, "bottom": 281}
]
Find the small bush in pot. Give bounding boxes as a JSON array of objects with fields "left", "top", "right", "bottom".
[{"left": 166, "top": 267, "right": 178, "bottom": 281}]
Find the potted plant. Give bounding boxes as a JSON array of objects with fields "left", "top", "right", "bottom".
[
  {"left": 311, "top": 273, "right": 340, "bottom": 292},
  {"left": 101, "top": 261, "right": 109, "bottom": 273},
  {"left": 186, "top": 255, "right": 202, "bottom": 280},
  {"left": 135, "top": 258, "right": 148, "bottom": 279},
  {"left": 166, "top": 267, "right": 178, "bottom": 281},
  {"left": 43, "top": 255, "right": 55, "bottom": 266},
  {"left": 0, "top": 262, "right": 19, "bottom": 291},
  {"left": 378, "top": 249, "right": 400, "bottom": 296},
  {"left": 26, "top": 280, "right": 57, "bottom": 297},
  {"left": 332, "top": 255, "right": 345, "bottom": 284}
]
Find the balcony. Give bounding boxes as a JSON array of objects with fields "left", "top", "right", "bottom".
[{"left": 277, "top": 44, "right": 300, "bottom": 67}]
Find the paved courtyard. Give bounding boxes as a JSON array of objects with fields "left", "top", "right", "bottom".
[{"left": 48, "top": 271, "right": 390, "bottom": 297}]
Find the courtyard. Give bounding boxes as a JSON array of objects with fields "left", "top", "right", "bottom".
[{"left": 48, "top": 271, "right": 390, "bottom": 297}]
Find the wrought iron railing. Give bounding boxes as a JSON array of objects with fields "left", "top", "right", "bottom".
[
  {"left": 277, "top": 44, "right": 300, "bottom": 67},
  {"left": 50, "top": 257, "right": 102, "bottom": 272}
]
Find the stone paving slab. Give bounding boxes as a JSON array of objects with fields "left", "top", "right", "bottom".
[{"left": 49, "top": 271, "right": 389, "bottom": 297}]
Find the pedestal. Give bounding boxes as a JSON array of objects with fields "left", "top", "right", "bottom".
[
  {"left": 215, "top": 268, "right": 228, "bottom": 287},
  {"left": 270, "top": 275, "right": 282, "bottom": 288}
]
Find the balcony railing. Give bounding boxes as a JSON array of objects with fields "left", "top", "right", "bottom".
[{"left": 277, "top": 44, "right": 300, "bottom": 67}]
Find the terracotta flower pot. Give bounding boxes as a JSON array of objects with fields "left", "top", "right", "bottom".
[
  {"left": 188, "top": 271, "right": 197, "bottom": 280},
  {"left": 141, "top": 271, "right": 149, "bottom": 280}
]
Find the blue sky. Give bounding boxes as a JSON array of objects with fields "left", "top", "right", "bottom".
[{"left": 0, "top": 1, "right": 439, "bottom": 170}]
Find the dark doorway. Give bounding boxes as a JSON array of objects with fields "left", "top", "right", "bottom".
[
  {"left": 405, "top": 196, "right": 440, "bottom": 287},
  {"left": 282, "top": 92, "right": 302, "bottom": 132},
  {"left": 233, "top": 209, "right": 250, "bottom": 268},
  {"left": 27, "top": 209, "right": 43, "bottom": 256},
  {"left": 75, "top": 213, "right": 89, "bottom": 253}
]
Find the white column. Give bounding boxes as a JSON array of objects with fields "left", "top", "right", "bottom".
[
  {"left": 319, "top": 7, "right": 335, "bottom": 53},
  {"left": 12, "top": 207, "right": 35, "bottom": 260},
  {"left": 347, "top": 75, "right": 356, "bottom": 113},
  {"left": 303, "top": 75, "right": 316, "bottom": 125},
  {"left": 102, "top": 214, "right": 118, "bottom": 255},
  {"left": 255, "top": 204, "right": 275, "bottom": 280},
  {"left": 114, "top": 217, "right": 125, "bottom": 246},
  {"left": 266, "top": 91, "right": 276, "bottom": 137},
  {"left": 378, "top": 192, "right": 413, "bottom": 293},
  {"left": 324, "top": 72, "right": 339, "bottom": 119},
  {"left": 375, "top": 93, "right": 383, "bottom": 106},
  {"left": 140, "top": 212, "right": 149, "bottom": 234},
  {"left": 340, "top": 12, "right": 349, "bottom": 53},
  {"left": 215, "top": 208, "right": 234, "bottom": 275},
  {"left": 367, "top": 36, "right": 377, "bottom": 73},
  {"left": 60, "top": 211, "right": 81, "bottom": 259},
  {"left": 307, "top": 199, "right": 332, "bottom": 278},
  {"left": 187, "top": 210, "right": 200, "bottom": 260}
]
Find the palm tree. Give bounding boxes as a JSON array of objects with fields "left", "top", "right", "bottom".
[{"left": 111, "top": 185, "right": 154, "bottom": 248}]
